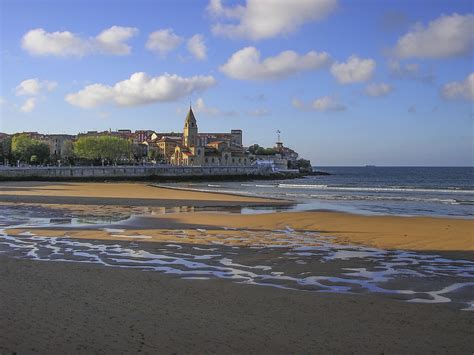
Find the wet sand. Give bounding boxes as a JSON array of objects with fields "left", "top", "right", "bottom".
[
  {"left": 0, "top": 181, "right": 472, "bottom": 251},
  {"left": 1, "top": 255, "right": 473, "bottom": 354},
  {"left": 0, "top": 181, "right": 284, "bottom": 207},
  {"left": 7, "top": 210, "right": 473, "bottom": 252}
]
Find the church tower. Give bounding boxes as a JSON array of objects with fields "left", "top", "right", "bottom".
[{"left": 183, "top": 106, "right": 198, "bottom": 147}]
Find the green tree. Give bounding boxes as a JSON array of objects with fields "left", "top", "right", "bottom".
[
  {"left": 74, "top": 135, "right": 132, "bottom": 165},
  {"left": 0, "top": 136, "right": 12, "bottom": 164},
  {"left": 255, "top": 147, "right": 276, "bottom": 155},
  {"left": 12, "top": 134, "right": 50, "bottom": 164}
]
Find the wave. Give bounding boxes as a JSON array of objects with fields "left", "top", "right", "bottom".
[
  {"left": 278, "top": 184, "right": 474, "bottom": 194},
  {"left": 281, "top": 193, "right": 473, "bottom": 205},
  {"left": 308, "top": 194, "right": 467, "bottom": 204}
]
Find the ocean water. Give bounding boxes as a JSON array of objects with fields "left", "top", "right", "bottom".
[{"left": 166, "top": 167, "right": 474, "bottom": 218}]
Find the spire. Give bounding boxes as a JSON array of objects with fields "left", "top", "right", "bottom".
[{"left": 185, "top": 105, "right": 197, "bottom": 126}]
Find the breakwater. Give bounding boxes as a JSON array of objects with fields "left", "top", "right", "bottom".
[{"left": 0, "top": 165, "right": 300, "bottom": 181}]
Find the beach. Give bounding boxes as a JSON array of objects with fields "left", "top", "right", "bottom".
[
  {"left": 1, "top": 181, "right": 472, "bottom": 251},
  {"left": 1, "top": 181, "right": 473, "bottom": 353}
]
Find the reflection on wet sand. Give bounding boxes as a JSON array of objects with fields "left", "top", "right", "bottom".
[{"left": 1, "top": 210, "right": 473, "bottom": 310}]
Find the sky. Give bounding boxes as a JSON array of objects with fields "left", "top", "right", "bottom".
[{"left": 0, "top": 0, "right": 473, "bottom": 166}]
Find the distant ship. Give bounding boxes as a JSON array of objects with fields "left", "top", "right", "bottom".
[{"left": 365, "top": 165, "right": 376, "bottom": 167}]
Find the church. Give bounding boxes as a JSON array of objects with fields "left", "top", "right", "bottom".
[{"left": 170, "top": 107, "right": 250, "bottom": 167}]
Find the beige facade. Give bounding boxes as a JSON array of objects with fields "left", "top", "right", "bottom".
[{"left": 171, "top": 108, "right": 250, "bottom": 167}]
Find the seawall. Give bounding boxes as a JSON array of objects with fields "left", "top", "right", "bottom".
[{"left": 0, "top": 165, "right": 301, "bottom": 182}]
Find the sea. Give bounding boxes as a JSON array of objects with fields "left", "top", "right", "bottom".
[{"left": 165, "top": 167, "right": 474, "bottom": 218}]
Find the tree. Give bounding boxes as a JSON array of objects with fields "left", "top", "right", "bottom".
[
  {"left": 0, "top": 136, "right": 12, "bottom": 164},
  {"left": 61, "top": 140, "right": 75, "bottom": 164},
  {"left": 289, "top": 158, "right": 312, "bottom": 172},
  {"left": 73, "top": 135, "right": 132, "bottom": 165},
  {"left": 11, "top": 134, "right": 50, "bottom": 164},
  {"left": 247, "top": 144, "right": 260, "bottom": 155}
]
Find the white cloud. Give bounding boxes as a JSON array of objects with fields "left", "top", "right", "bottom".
[
  {"left": 95, "top": 26, "right": 139, "bottom": 55},
  {"left": 312, "top": 96, "right": 346, "bottom": 111},
  {"left": 21, "top": 26, "right": 138, "bottom": 57},
  {"left": 388, "top": 60, "right": 435, "bottom": 84},
  {"left": 364, "top": 83, "right": 393, "bottom": 97},
  {"left": 20, "top": 98, "right": 36, "bottom": 113},
  {"left": 66, "top": 72, "right": 217, "bottom": 109},
  {"left": 208, "top": 0, "right": 337, "bottom": 40},
  {"left": 392, "top": 13, "right": 474, "bottom": 59},
  {"left": 330, "top": 55, "right": 375, "bottom": 84},
  {"left": 15, "top": 78, "right": 57, "bottom": 113},
  {"left": 15, "top": 78, "right": 57, "bottom": 96},
  {"left": 187, "top": 34, "right": 207, "bottom": 60},
  {"left": 292, "top": 96, "right": 346, "bottom": 112},
  {"left": 247, "top": 108, "right": 270, "bottom": 117},
  {"left": 441, "top": 73, "right": 474, "bottom": 101},
  {"left": 188, "top": 97, "right": 237, "bottom": 117},
  {"left": 220, "top": 46, "right": 330, "bottom": 80},
  {"left": 146, "top": 29, "right": 183, "bottom": 56}
]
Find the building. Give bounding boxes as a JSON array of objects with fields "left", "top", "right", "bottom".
[
  {"left": 40, "top": 134, "right": 75, "bottom": 160},
  {"left": 170, "top": 107, "right": 250, "bottom": 167}
]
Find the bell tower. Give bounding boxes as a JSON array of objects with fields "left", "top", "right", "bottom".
[{"left": 183, "top": 106, "right": 198, "bottom": 147}]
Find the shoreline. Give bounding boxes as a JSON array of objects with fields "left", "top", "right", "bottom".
[{"left": 0, "top": 181, "right": 472, "bottom": 252}]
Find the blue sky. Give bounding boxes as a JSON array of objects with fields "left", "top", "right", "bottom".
[{"left": 1, "top": 0, "right": 472, "bottom": 166}]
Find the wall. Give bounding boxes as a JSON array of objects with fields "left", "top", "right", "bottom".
[{"left": 0, "top": 165, "right": 275, "bottom": 181}]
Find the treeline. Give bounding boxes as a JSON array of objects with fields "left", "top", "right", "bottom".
[{"left": 0, "top": 134, "right": 138, "bottom": 166}]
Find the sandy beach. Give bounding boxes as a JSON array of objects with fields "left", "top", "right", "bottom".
[
  {"left": 1, "top": 181, "right": 473, "bottom": 353},
  {"left": 1, "top": 182, "right": 472, "bottom": 251}
]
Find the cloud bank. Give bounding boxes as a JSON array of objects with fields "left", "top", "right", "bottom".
[
  {"left": 66, "top": 72, "right": 216, "bottom": 108},
  {"left": 392, "top": 13, "right": 474, "bottom": 59},
  {"left": 208, "top": 0, "right": 337, "bottom": 40},
  {"left": 22, "top": 26, "right": 138, "bottom": 57},
  {"left": 220, "top": 47, "right": 331, "bottom": 80}
]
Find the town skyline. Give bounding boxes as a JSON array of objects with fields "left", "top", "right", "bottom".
[{"left": 1, "top": 0, "right": 473, "bottom": 166}]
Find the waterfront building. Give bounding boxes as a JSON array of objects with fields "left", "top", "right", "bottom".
[{"left": 170, "top": 107, "right": 250, "bottom": 167}]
